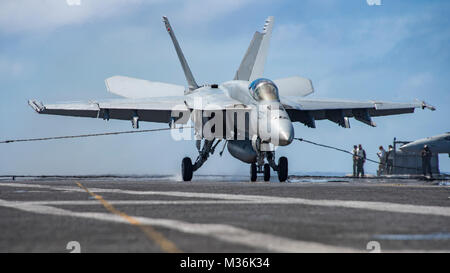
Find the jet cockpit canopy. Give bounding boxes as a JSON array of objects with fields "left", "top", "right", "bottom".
[{"left": 249, "top": 78, "right": 279, "bottom": 101}]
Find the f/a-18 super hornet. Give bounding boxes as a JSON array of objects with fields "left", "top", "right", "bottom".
[{"left": 28, "top": 16, "right": 435, "bottom": 182}]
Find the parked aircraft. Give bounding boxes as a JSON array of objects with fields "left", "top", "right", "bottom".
[{"left": 400, "top": 133, "right": 450, "bottom": 156}]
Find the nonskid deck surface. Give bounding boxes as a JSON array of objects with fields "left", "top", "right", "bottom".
[{"left": 0, "top": 175, "right": 449, "bottom": 253}]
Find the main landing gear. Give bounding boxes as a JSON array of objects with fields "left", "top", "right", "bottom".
[
  {"left": 182, "top": 157, "right": 193, "bottom": 181},
  {"left": 250, "top": 153, "right": 288, "bottom": 182},
  {"left": 181, "top": 139, "right": 222, "bottom": 181}
]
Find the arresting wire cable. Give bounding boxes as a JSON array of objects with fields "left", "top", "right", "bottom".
[
  {"left": 0, "top": 126, "right": 192, "bottom": 144},
  {"left": 0, "top": 127, "right": 426, "bottom": 172},
  {"left": 294, "top": 137, "right": 423, "bottom": 172}
]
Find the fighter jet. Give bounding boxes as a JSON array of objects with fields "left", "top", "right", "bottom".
[
  {"left": 400, "top": 133, "right": 450, "bottom": 156},
  {"left": 28, "top": 16, "right": 435, "bottom": 182}
]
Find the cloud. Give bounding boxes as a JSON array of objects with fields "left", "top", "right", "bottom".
[
  {"left": 396, "top": 72, "right": 436, "bottom": 100},
  {"left": 403, "top": 72, "right": 434, "bottom": 89},
  {"left": 0, "top": 57, "right": 26, "bottom": 77},
  {"left": 174, "top": 0, "right": 257, "bottom": 24},
  {"left": 273, "top": 15, "right": 419, "bottom": 65},
  {"left": 0, "top": 0, "right": 152, "bottom": 33},
  {"left": 268, "top": 13, "right": 433, "bottom": 99},
  {"left": 0, "top": 0, "right": 259, "bottom": 34}
]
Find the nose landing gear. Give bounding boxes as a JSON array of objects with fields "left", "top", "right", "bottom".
[
  {"left": 264, "top": 163, "right": 271, "bottom": 181},
  {"left": 250, "top": 163, "right": 257, "bottom": 182},
  {"left": 277, "top": 156, "right": 288, "bottom": 182},
  {"left": 250, "top": 152, "right": 288, "bottom": 182}
]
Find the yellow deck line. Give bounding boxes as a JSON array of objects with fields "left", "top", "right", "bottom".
[{"left": 76, "top": 182, "right": 181, "bottom": 253}]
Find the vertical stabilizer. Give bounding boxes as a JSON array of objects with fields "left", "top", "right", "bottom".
[
  {"left": 163, "top": 16, "right": 199, "bottom": 92},
  {"left": 234, "top": 16, "right": 274, "bottom": 82}
]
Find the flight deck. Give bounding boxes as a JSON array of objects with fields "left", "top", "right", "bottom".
[{"left": 0, "top": 176, "right": 449, "bottom": 253}]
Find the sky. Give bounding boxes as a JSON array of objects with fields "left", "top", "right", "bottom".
[{"left": 0, "top": 0, "right": 449, "bottom": 176}]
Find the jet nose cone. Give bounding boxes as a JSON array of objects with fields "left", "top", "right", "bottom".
[
  {"left": 400, "top": 142, "right": 422, "bottom": 152},
  {"left": 277, "top": 122, "right": 294, "bottom": 146},
  {"left": 399, "top": 144, "right": 410, "bottom": 150}
]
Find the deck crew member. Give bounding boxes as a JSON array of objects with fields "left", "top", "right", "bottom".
[
  {"left": 352, "top": 145, "right": 358, "bottom": 177},
  {"left": 386, "top": 145, "right": 394, "bottom": 175},
  {"left": 377, "top": 146, "right": 387, "bottom": 176},
  {"left": 421, "top": 145, "right": 433, "bottom": 178},
  {"left": 356, "top": 144, "right": 366, "bottom": 178}
]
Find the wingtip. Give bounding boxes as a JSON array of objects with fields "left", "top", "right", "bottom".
[
  {"left": 422, "top": 100, "right": 436, "bottom": 111},
  {"left": 28, "top": 99, "right": 44, "bottom": 113},
  {"left": 414, "top": 99, "right": 436, "bottom": 111}
]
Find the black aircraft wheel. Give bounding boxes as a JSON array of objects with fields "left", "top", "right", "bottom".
[
  {"left": 264, "top": 163, "right": 271, "bottom": 182},
  {"left": 250, "top": 163, "right": 257, "bottom": 182},
  {"left": 277, "top": 157, "right": 288, "bottom": 182},
  {"left": 182, "top": 157, "right": 193, "bottom": 181}
]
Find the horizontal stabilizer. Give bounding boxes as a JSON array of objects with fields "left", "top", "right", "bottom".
[
  {"left": 274, "top": 76, "right": 314, "bottom": 97},
  {"left": 105, "top": 76, "right": 185, "bottom": 99}
]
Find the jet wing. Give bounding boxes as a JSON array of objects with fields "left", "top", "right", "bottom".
[
  {"left": 281, "top": 97, "right": 435, "bottom": 128},
  {"left": 28, "top": 96, "right": 190, "bottom": 124},
  {"left": 28, "top": 91, "right": 250, "bottom": 125}
]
